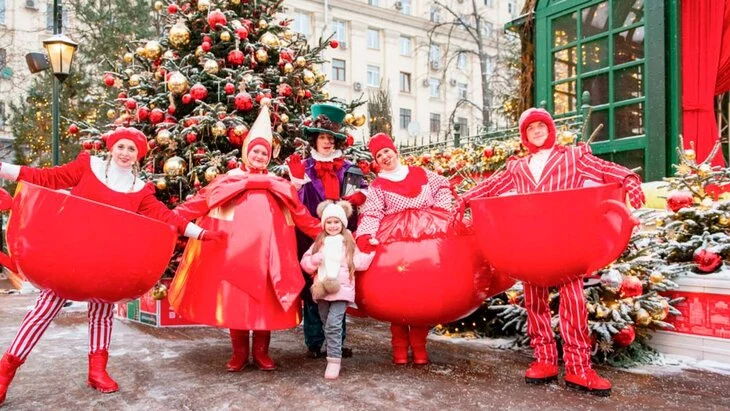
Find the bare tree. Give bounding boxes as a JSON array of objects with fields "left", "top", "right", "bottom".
[
  {"left": 367, "top": 80, "right": 393, "bottom": 136},
  {"left": 427, "top": 0, "right": 521, "bottom": 135}
]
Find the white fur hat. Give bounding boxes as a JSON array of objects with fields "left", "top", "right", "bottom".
[{"left": 317, "top": 200, "right": 353, "bottom": 228}]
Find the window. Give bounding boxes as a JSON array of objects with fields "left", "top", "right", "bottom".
[
  {"left": 430, "top": 6, "right": 440, "bottom": 23},
  {"left": 45, "top": 2, "right": 69, "bottom": 31},
  {"left": 399, "top": 36, "right": 412, "bottom": 56},
  {"left": 368, "top": 0, "right": 379, "bottom": 6},
  {"left": 367, "top": 28, "right": 380, "bottom": 50},
  {"left": 332, "top": 20, "right": 347, "bottom": 47},
  {"left": 429, "top": 44, "right": 441, "bottom": 64},
  {"left": 429, "top": 78, "right": 441, "bottom": 98},
  {"left": 457, "top": 53, "right": 468, "bottom": 70},
  {"left": 457, "top": 82, "right": 468, "bottom": 99},
  {"left": 332, "top": 59, "right": 346, "bottom": 82},
  {"left": 485, "top": 55, "right": 494, "bottom": 75},
  {"left": 400, "top": 0, "right": 411, "bottom": 15},
  {"left": 399, "top": 108, "right": 412, "bottom": 129},
  {"left": 508, "top": 0, "right": 518, "bottom": 16},
  {"left": 0, "top": 0, "right": 6, "bottom": 25},
  {"left": 399, "top": 72, "right": 411, "bottom": 93},
  {"left": 429, "top": 113, "right": 441, "bottom": 134},
  {"left": 292, "top": 11, "right": 311, "bottom": 35},
  {"left": 484, "top": 0, "right": 495, "bottom": 7},
  {"left": 457, "top": 117, "right": 468, "bottom": 135},
  {"left": 367, "top": 65, "right": 380, "bottom": 87},
  {"left": 482, "top": 22, "right": 494, "bottom": 38}
]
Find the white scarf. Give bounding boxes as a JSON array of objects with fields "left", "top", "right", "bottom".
[
  {"left": 89, "top": 156, "right": 144, "bottom": 193},
  {"left": 311, "top": 149, "right": 344, "bottom": 162},
  {"left": 377, "top": 163, "right": 409, "bottom": 182},
  {"left": 318, "top": 234, "right": 344, "bottom": 281}
]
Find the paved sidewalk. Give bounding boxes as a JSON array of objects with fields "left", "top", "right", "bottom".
[{"left": 1, "top": 294, "right": 728, "bottom": 410}]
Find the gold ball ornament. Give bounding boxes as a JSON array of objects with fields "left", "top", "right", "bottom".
[
  {"left": 155, "top": 178, "right": 167, "bottom": 190},
  {"left": 353, "top": 114, "right": 367, "bottom": 127},
  {"left": 204, "top": 166, "right": 219, "bottom": 182},
  {"left": 302, "top": 70, "right": 315, "bottom": 85},
  {"left": 283, "top": 30, "right": 294, "bottom": 41},
  {"left": 129, "top": 74, "right": 141, "bottom": 87},
  {"left": 167, "top": 71, "right": 189, "bottom": 94},
  {"left": 260, "top": 32, "right": 280, "bottom": 48},
  {"left": 322, "top": 90, "right": 330, "bottom": 99},
  {"left": 195, "top": 46, "right": 204, "bottom": 58},
  {"left": 144, "top": 40, "right": 163, "bottom": 60},
  {"left": 283, "top": 63, "right": 294, "bottom": 74},
  {"left": 649, "top": 272, "right": 665, "bottom": 284},
  {"left": 276, "top": 124, "right": 283, "bottom": 133},
  {"left": 297, "top": 89, "right": 306, "bottom": 97},
  {"left": 258, "top": 19, "right": 268, "bottom": 29},
  {"left": 295, "top": 56, "right": 307, "bottom": 67},
  {"left": 719, "top": 214, "right": 730, "bottom": 226},
  {"left": 230, "top": 0, "right": 240, "bottom": 4},
  {"left": 123, "top": 53, "right": 134, "bottom": 63},
  {"left": 136, "top": 47, "right": 146, "bottom": 57},
  {"left": 212, "top": 122, "right": 227, "bottom": 137},
  {"left": 151, "top": 283, "right": 168, "bottom": 300},
  {"left": 344, "top": 113, "right": 355, "bottom": 125},
  {"left": 255, "top": 48, "right": 269, "bottom": 63},
  {"left": 153, "top": 1, "right": 164, "bottom": 11},
  {"left": 106, "top": 109, "right": 116, "bottom": 119},
  {"left": 558, "top": 130, "right": 576, "bottom": 145},
  {"left": 163, "top": 156, "right": 187, "bottom": 177},
  {"left": 684, "top": 149, "right": 697, "bottom": 162},
  {"left": 279, "top": 113, "right": 289, "bottom": 123},
  {"left": 154, "top": 69, "right": 164, "bottom": 81},
  {"left": 156, "top": 129, "right": 172, "bottom": 145},
  {"left": 168, "top": 22, "right": 191, "bottom": 48},
  {"left": 203, "top": 59, "right": 219, "bottom": 74},
  {"left": 636, "top": 308, "right": 652, "bottom": 326},
  {"left": 197, "top": 0, "right": 210, "bottom": 11},
  {"left": 220, "top": 31, "right": 231, "bottom": 42}
]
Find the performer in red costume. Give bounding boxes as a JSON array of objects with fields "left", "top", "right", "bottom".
[
  {"left": 168, "top": 102, "right": 322, "bottom": 372},
  {"left": 0, "top": 127, "right": 222, "bottom": 405},
  {"left": 355, "top": 133, "right": 454, "bottom": 365},
  {"left": 460, "top": 108, "right": 645, "bottom": 396}
]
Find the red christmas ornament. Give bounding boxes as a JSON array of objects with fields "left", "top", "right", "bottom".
[
  {"left": 304, "top": 90, "right": 312, "bottom": 99},
  {"left": 224, "top": 82, "right": 236, "bottom": 95},
  {"left": 370, "top": 160, "right": 380, "bottom": 174},
  {"left": 345, "top": 134, "right": 354, "bottom": 147},
  {"left": 201, "top": 42, "right": 212, "bottom": 52},
  {"left": 612, "top": 325, "right": 635, "bottom": 347},
  {"left": 235, "top": 27, "right": 249, "bottom": 40},
  {"left": 207, "top": 10, "right": 227, "bottom": 30},
  {"left": 148, "top": 139, "right": 156, "bottom": 149},
  {"left": 167, "top": 3, "right": 178, "bottom": 13},
  {"left": 117, "top": 92, "right": 127, "bottom": 99},
  {"left": 357, "top": 160, "right": 370, "bottom": 175},
  {"left": 203, "top": 35, "right": 212, "bottom": 43},
  {"left": 125, "top": 98, "right": 137, "bottom": 110},
  {"left": 167, "top": 106, "right": 176, "bottom": 115},
  {"left": 136, "top": 107, "right": 150, "bottom": 122},
  {"left": 190, "top": 83, "right": 208, "bottom": 101},
  {"left": 279, "top": 49, "right": 294, "bottom": 62},
  {"left": 92, "top": 140, "right": 102, "bottom": 150},
  {"left": 182, "top": 94, "right": 193, "bottom": 104},
  {"left": 164, "top": 115, "right": 177, "bottom": 124},
  {"left": 149, "top": 108, "right": 165, "bottom": 124},
  {"left": 226, "top": 158, "right": 238, "bottom": 170},
  {"left": 103, "top": 74, "right": 115, "bottom": 87},
  {"left": 276, "top": 83, "right": 292, "bottom": 97},
  {"left": 227, "top": 49, "right": 244, "bottom": 67},
  {"left": 619, "top": 276, "right": 643, "bottom": 298},
  {"left": 227, "top": 126, "right": 247, "bottom": 147},
  {"left": 68, "top": 124, "right": 79, "bottom": 134},
  {"left": 234, "top": 92, "right": 254, "bottom": 111},
  {"left": 693, "top": 248, "right": 722, "bottom": 273},
  {"left": 241, "top": 19, "right": 254, "bottom": 31},
  {"left": 666, "top": 191, "right": 694, "bottom": 213},
  {"left": 185, "top": 132, "right": 198, "bottom": 143},
  {"left": 81, "top": 140, "right": 93, "bottom": 150},
  {"left": 329, "top": 39, "right": 339, "bottom": 48},
  {"left": 483, "top": 146, "right": 494, "bottom": 158}
]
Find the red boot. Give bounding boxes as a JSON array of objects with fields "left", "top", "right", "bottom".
[
  {"left": 409, "top": 326, "right": 430, "bottom": 365},
  {"left": 252, "top": 331, "right": 276, "bottom": 370},
  {"left": 390, "top": 324, "right": 409, "bottom": 365},
  {"left": 87, "top": 350, "right": 119, "bottom": 393},
  {"left": 524, "top": 361, "right": 559, "bottom": 384},
  {"left": 226, "top": 329, "right": 250, "bottom": 372},
  {"left": 565, "top": 369, "right": 612, "bottom": 397},
  {"left": 0, "top": 353, "right": 24, "bottom": 406}
]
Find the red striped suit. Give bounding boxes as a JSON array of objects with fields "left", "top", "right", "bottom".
[{"left": 463, "top": 143, "right": 641, "bottom": 374}]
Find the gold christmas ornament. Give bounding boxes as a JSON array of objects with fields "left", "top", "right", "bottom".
[
  {"left": 344, "top": 113, "right": 355, "bottom": 125},
  {"left": 195, "top": 46, "right": 204, "bottom": 58},
  {"left": 129, "top": 74, "right": 141, "bottom": 87},
  {"left": 204, "top": 166, "right": 219, "bottom": 182},
  {"left": 136, "top": 47, "right": 146, "bottom": 57},
  {"left": 230, "top": 0, "right": 240, "bottom": 4},
  {"left": 276, "top": 124, "right": 283, "bottom": 133},
  {"left": 353, "top": 114, "right": 367, "bottom": 127},
  {"left": 156, "top": 129, "right": 172, "bottom": 145},
  {"left": 255, "top": 48, "right": 269, "bottom": 63},
  {"left": 322, "top": 90, "right": 330, "bottom": 99},
  {"left": 163, "top": 156, "right": 187, "bottom": 176},
  {"left": 684, "top": 149, "right": 696, "bottom": 161},
  {"left": 719, "top": 214, "right": 730, "bottom": 226},
  {"left": 279, "top": 113, "right": 289, "bottom": 123},
  {"left": 558, "top": 130, "right": 576, "bottom": 145},
  {"left": 220, "top": 31, "right": 231, "bottom": 42},
  {"left": 144, "top": 40, "right": 163, "bottom": 60},
  {"left": 302, "top": 70, "right": 315, "bottom": 85},
  {"left": 123, "top": 53, "right": 134, "bottom": 63},
  {"left": 649, "top": 272, "right": 664, "bottom": 284},
  {"left": 260, "top": 32, "right": 280, "bottom": 48},
  {"left": 168, "top": 22, "right": 191, "bottom": 48},
  {"left": 203, "top": 59, "right": 219, "bottom": 74},
  {"left": 212, "top": 122, "right": 227, "bottom": 137},
  {"left": 197, "top": 0, "right": 210, "bottom": 11},
  {"left": 297, "top": 89, "right": 306, "bottom": 97},
  {"left": 155, "top": 178, "right": 167, "bottom": 190},
  {"left": 257, "top": 19, "right": 268, "bottom": 29},
  {"left": 167, "top": 71, "right": 189, "bottom": 94},
  {"left": 151, "top": 283, "right": 168, "bottom": 300},
  {"left": 635, "top": 308, "right": 652, "bottom": 326},
  {"left": 233, "top": 125, "right": 246, "bottom": 136},
  {"left": 295, "top": 56, "right": 307, "bottom": 67},
  {"left": 154, "top": 70, "right": 164, "bottom": 81},
  {"left": 153, "top": 1, "right": 164, "bottom": 11},
  {"left": 283, "top": 63, "right": 294, "bottom": 73},
  {"left": 106, "top": 109, "right": 116, "bottom": 119},
  {"left": 315, "top": 73, "right": 326, "bottom": 84},
  {"left": 283, "top": 30, "right": 294, "bottom": 41}
]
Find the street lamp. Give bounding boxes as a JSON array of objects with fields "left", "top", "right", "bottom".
[{"left": 42, "top": 34, "right": 78, "bottom": 83}]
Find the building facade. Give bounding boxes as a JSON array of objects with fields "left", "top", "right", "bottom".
[{"left": 283, "top": 0, "right": 524, "bottom": 145}]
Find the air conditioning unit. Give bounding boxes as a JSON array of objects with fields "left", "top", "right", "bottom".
[
  {"left": 449, "top": 79, "right": 457, "bottom": 87},
  {"left": 422, "top": 79, "right": 430, "bottom": 87},
  {"left": 430, "top": 60, "right": 440, "bottom": 70},
  {"left": 25, "top": 0, "right": 38, "bottom": 9},
  {"left": 353, "top": 81, "right": 362, "bottom": 91},
  {"left": 340, "top": 42, "right": 348, "bottom": 50},
  {"left": 394, "top": 1, "right": 402, "bottom": 11}
]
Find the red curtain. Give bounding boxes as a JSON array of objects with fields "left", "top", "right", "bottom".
[
  {"left": 681, "top": 0, "right": 729, "bottom": 166},
  {"left": 716, "top": 1, "right": 730, "bottom": 94}
]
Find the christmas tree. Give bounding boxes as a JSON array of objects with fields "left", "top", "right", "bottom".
[{"left": 66, "top": 0, "right": 370, "bottom": 273}]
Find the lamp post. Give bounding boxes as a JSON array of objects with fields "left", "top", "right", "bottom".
[{"left": 43, "top": 32, "right": 78, "bottom": 166}]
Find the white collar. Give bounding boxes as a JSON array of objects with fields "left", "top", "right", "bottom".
[
  {"left": 311, "top": 150, "right": 343, "bottom": 162},
  {"left": 90, "top": 156, "right": 144, "bottom": 193},
  {"left": 377, "top": 163, "right": 409, "bottom": 182}
]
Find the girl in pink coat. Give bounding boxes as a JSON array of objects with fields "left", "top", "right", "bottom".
[{"left": 300, "top": 200, "right": 375, "bottom": 379}]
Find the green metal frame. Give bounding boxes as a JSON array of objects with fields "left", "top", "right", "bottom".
[{"left": 535, "top": 0, "right": 667, "bottom": 180}]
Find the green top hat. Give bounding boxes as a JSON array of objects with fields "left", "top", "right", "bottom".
[{"left": 302, "top": 103, "right": 347, "bottom": 140}]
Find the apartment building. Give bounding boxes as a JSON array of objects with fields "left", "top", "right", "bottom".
[{"left": 283, "top": 0, "right": 523, "bottom": 144}]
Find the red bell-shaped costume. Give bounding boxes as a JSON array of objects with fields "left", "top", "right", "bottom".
[{"left": 169, "top": 171, "right": 321, "bottom": 330}]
